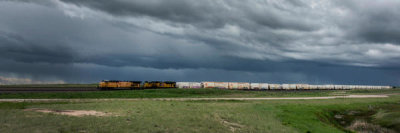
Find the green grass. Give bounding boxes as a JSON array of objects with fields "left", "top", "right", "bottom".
[
  {"left": 0, "top": 88, "right": 348, "bottom": 99},
  {"left": 347, "top": 88, "right": 400, "bottom": 94},
  {"left": 326, "top": 102, "right": 400, "bottom": 132},
  {"left": 1, "top": 87, "right": 400, "bottom": 132},
  {"left": 373, "top": 105, "right": 400, "bottom": 131},
  {"left": 0, "top": 100, "right": 297, "bottom": 133},
  {"left": 1, "top": 95, "right": 400, "bottom": 132}
]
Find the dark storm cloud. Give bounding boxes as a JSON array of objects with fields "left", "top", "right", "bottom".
[
  {"left": 0, "top": 0, "right": 399, "bottom": 85},
  {"left": 60, "top": 0, "right": 222, "bottom": 26},
  {"left": 57, "top": 0, "right": 400, "bottom": 66},
  {"left": 334, "top": 0, "right": 400, "bottom": 44},
  {"left": 60, "top": 0, "right": 318, "bottom": 31}
]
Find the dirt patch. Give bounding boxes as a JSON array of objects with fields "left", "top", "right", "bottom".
[
  {"left": 24, "top": 108, "right": 109, "bottom": 117},
  {"left": 343, "top": 95, "right": 388, "bottom": 98},
  {"left": 214, "top": 115, "right": 244, "bottom": 132}
]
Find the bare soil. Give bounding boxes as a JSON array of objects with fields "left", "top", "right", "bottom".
[
  {"left": 214, "top": 114, "right": 245, "bottom": 132},
  {"left": 24, "top": 108, "right": 109, "bottom": 117}
]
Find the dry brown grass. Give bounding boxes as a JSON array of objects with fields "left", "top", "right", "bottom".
[
  {"left": 347, "top": 120, "right": 395, "bottom": 133},
  {"left": 214, "top": 114, "right": 245, "bottom": 132}
]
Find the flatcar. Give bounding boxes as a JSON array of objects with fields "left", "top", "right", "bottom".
[{"left": 98, "top": 80, "right": 141, "bottom": 90}]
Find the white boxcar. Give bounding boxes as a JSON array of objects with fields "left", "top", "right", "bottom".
[
  {"left": 334, "top": 85, "right": 343, "bottom": 90},
  {"left": 303, "top": 84, "right": 310, "bottom": 89},
  {"left": 296, "top": 84, "right": 309, "bottom": 89},
  {"left": 348, "top": 85, "right": 354, "bottom": 89},
  {"left": 345, "top": 85, "right": 350, "bottom": 89},
  {"left": 351, "top": 85, "right": 359, "bottom": 90},
  {"left": 342, "top": 85, "right": 351, "bottom": 90},
  {"left": 349, "top": 85, "right": 354, "bottom": 89},
  {"left": 318, "top": 85, "right": 325, "bottom": 90},
  {"left": 176, "top": 82, "right": 190, "bottom": 88},
  {"left": 229, "top": 82, "right": 249, "bottom": 89},
  {"left": 341, "top": 85, "right": 348, "bottom": 89},
  {"left": 316, "top": 85, "right": 324, "bottom": 89},
  {"left": 355, "top": 85, "right": 362, "bottom": 89},
  {"left": 385, "top": 86, "right": 391, "bottom": 89},
  {"left": 309, "top": 85, "right": 318, "bottom": 90},
  {"left": 228, "top": 82, "right": 239, "bottom": 89},
  {"left": 250, "top": 83, "right": 260, "bottom": 89},
  {"left": 215, "top": 82, "right": 229, "bottom": 89},
  {"left": 260, "top": 83, "right": 269, "bottom": 89},
  {"left": 289, "top": 84, "right": 297, "bottom": 89},
  {"left": 321, "top": 85, "right": 331, "bottom": 90},
  {"left": 362, "top": 86, "right": 368, "bottom": 89},
  {"left": 238, "top": 82, "right": 250, "bottom": 89},
  {"left": 384, "top": 86, "right": 392, "bottom": 89},
  {"left": 295, "top": 84, "right": 302, "bottom": 89},
  {"left": 328, "top": 85, "right": 335, "bottom": 89},
  {"left": 190, "top": 82, "right": 202, "bottom": 88},
  {"left": 269, "top": 84, "right": 281, "bottom": 90},
  {"left": 281, "top": 84, "right": 290, "bottom": 90},
  {"left": 202, "top": 82, "right": 215, "bottom": 88}
]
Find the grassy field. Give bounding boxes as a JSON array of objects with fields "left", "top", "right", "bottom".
[
  {"left": 0, "top": 95, "right": 399, "bottom": 132},
  {"left": 0, "top": 88, "right": 399, "bottom": 99},
  {"left": 1, "top": 88, "right": 399, "bottom": 132}
]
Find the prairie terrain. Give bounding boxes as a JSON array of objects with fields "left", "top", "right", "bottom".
[{"left": 0, "top": 88, "right": 399, "bottom": 132}]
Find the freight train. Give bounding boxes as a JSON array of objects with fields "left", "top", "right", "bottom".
[{"left": 98, "top": 80, "right": 393, "bottom": 90}]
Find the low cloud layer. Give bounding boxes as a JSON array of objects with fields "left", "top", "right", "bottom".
[{"left": 0, "top": 0, "right": 399, "bottom": 85}]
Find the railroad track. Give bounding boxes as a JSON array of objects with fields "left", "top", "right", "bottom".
[{"left": 0, "top": 87, "right": 99, "bottom": 92}]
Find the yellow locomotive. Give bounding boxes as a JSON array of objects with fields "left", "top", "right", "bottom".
[{"left": 98, "top": 80, "right": 141, "bottom": 90}]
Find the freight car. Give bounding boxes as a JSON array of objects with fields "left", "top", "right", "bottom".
[
  {"left": 98, "top": 80, "right": 141, "bottom": 90},
  {"left": 143, "top": 81, "right": 176, "bottom": 89},
  {"left": 176, "top": 82, "right": 202, "bottom": 88}
]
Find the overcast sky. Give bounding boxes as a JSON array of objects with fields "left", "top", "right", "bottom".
[{"left": 0, "top": 0, "right": 399, "bottom": 85}]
